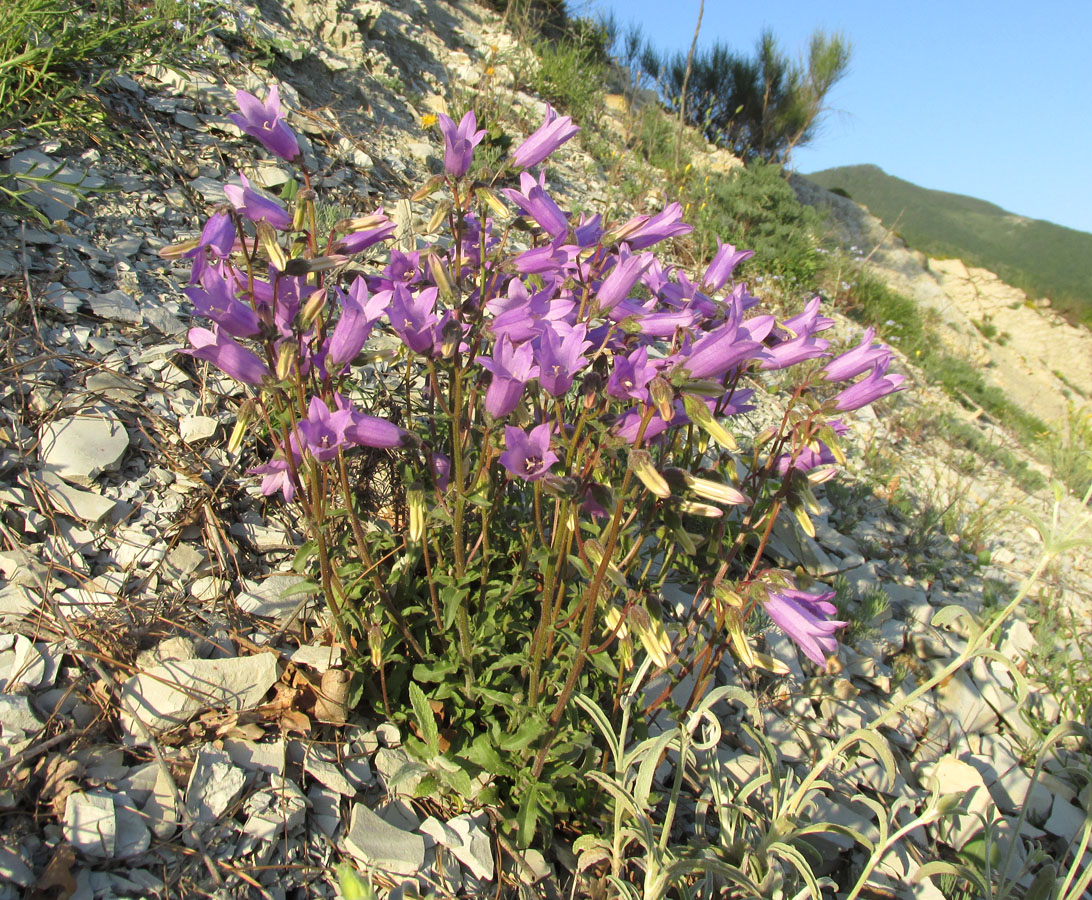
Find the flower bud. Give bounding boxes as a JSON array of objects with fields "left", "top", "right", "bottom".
[
  {"left": 256, "top": 222, "right": 287, "bottom": 272},
  {"left": 440, "top": 318, "right": 462, "bottom": 359},
  {"left": 407, "top": 483, "right": 426, "bottom": 544},
  {"left": 283, "top": 255, "right": 347, "bottom": 276},
  {"left": 158, "top": 237, "right": 202, "bottom": 260},
  {"left": 411, "top": 174, "right": 445, "bottom": 201},
  {"left": 648, "top": 376, "right": 674, "bottom": 421},
  {"left": 685, "top": 473, "right": 747, "bottom": 506},
  {"left": 427, "top": 200, "right": 452, "bottom": 235},
  {"left": 629, "top": 450, "right": 671, "bottom": 499},
  {"left": 227, "top": 399, "right": 256, "bottom": 454},
  {"left": 275, "top": 342, "right": 297, "bottom": 381},
  {"left": 427, "top": 252, "right": 454, "bottom": 301},
  {"left": 475, "top": 186, "right": 508, "bottom": 219},
  {"left": 291, "top": 188, "right": 315, "bottom": 232},
  {"left": 299, "top": 290, "right": 328, "bottom": 329},
  {"left": 682, "top": 393, "right": 739, "bottom": 451},
  {"left": 367, "top": 623, "right": 384, "bottom": 668}
]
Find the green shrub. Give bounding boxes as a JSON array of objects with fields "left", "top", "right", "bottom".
[
  {"left": 688, "top": 159, "right": 823, "bottom": 292},
  {"left": 525, "top": 37, "right": 606, "bottom": 125}
]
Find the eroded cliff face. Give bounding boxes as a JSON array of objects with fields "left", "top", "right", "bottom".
[{"left": 792, "top": 174, "right": 1092, "bottom": 426}]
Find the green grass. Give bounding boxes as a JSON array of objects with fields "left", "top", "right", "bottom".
[
  {"left": 0, "top": 0, "right": 206, "bottom": 143},
  {"left": 523, "top": 37, "right": 606, "bottom": 126},
  {"left": 806, "top": 164, "right": 1092, "bottom": 327}
]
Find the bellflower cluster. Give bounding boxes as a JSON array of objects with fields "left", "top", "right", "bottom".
[{"left": 170, "top": 88, "right": 909, "bottom": 728}]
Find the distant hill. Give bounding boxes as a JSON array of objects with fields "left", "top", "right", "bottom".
[{"left": 804, "top": 164, "right": 1092, "bottom": 326}]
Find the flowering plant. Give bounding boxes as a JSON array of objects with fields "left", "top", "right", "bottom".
[{"left": 165, "top": 88, "right": 905, "bottom": 837}]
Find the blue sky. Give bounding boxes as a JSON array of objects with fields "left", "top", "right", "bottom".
[{"left": 592, "top": 0, "right": 1092, "bottom": 235}]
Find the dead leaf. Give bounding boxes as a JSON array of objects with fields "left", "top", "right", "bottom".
[{"left": 30, "top": 843, "right": 77, "bottom": 900}]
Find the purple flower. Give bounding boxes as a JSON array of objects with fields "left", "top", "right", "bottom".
[
  {"left": 535, "top": 322, "right": 590, "bottom": 396},
  {"left": 822, "top": 327, "right": 891, "bottom": 382},
  {"left": 437, "top": 111, "right": 486, "bottom": 178},
  {"left": 574, "top": 213, "right": 603, "bottom": 248},
  {"left": 832, "top": 359, "right": 907, "bottom": 411},
  {"left": 249, "top": 435, "right": 302, "bottom": 501},
  {"left": 326, "top": 279, "right": 388, "bottom": 371},
  {"left": 386, "top": 285, "right": 442, "bottom": 356},
  {"left": 762, "top": 586, "right": 846, "bottom": 666},
  {"left": 333, "top": 210, "right": 397, "bottom": 255},
  {"left": 184, "top": 211, "right": 236, "bottom": 264},
  {"left": 503, "top": 171, "right": 569, "bottom": 239},
  {"left": 185, "top": 326, "right": 270, "bottom": 385},
  {"left": 616, "top": 203, "right": 692, "bottom": 250},
  {"left": 596, "top": 250, "right": 652, "bottom": 312},
  {"left": 430, "top": 452, "right": 451, "bottom": 491},
  {"left": 297, "top": 396, "right": 353, "bottom": 462},
  {"left": 607, "top": 347, "right": 660, "bottom": 402},
  {"left": 337, "top": 395, "right": 409, "bottom": 449},
  {"left": 229, "top": 85, "right": 300, "bottom": 162},
  {"left": 476, "top": 335, "right": 539, "bottom": 418},
  {"left": 511, "top": 102, "right": 580, "bottom": 168},
  {"left": 676, "top": 317, "right": 768, "bottom": 380},
  {"left": 760, "top": 333, "right": 829, "bottom": 370},
  {"left": 489, "top": 282, "right": 573, "bottom": 344},
  {"left": 223, "top": 174, "right": 292, "bottom": 230},
  {"left": 779, "top": 296, "right": 834, "bottom": 339},
  {"left": 499, "top": 423, "right": 559, "bottom": 482},
  {"left": 702, "top": 239, "right": 754, "bottom": 292},
  {"left": 184, "top": 266, "right": 261, "bottom": 338}
]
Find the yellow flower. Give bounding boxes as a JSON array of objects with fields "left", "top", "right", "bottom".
[
  {"left": 421, "top": 113, "right": 438, "bottom": 129},
  {"left": 485, "top": 66, "right": 495, "bottom": 76}
]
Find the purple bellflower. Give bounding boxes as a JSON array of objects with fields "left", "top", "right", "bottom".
[
  {"left": 223, "top": 174, "right": 292, "bottom": 230},
  {"left": 297, "top": 396, "right": 353, "bottom": 462},
  {"left": 503, "top": 171, "right": 569, "bottom": 239},
  {"left": 326, "top": 278, "right": 389, "bottom": 371},
  {"left": 437, "top": 111, "right": 486, "bottom": 178},
  {"left": 334, "top": 395, "right": 410, "bottom": 449},
  {"left": 832, "top": 359, "right": 907, "bottom": 411},
  {"left": 184, "top": 211, "right": 237, "bottom": 266},
  {"left": 185, "top": 326, "right": 271, "bottom": 386},
  {"left": 499, "top": 423, "right": 559, "bottom": 482},
  {"left": 596, "top": 249, "right": 652, "bottom": 312},
  {"left": 185, "top": 266, "right": 261, "bottom": 338},
  {"left": 476, "top": 335, "right": 539, "bottom": 418},
  {"left": 430, "top": 452, "right": 452, "bottom": 491},
  {"left": 607, "top": 346, "right": 659, "bottom": 402},
  {"left": 535, "top": 322, "right": 590, "bottom": 396},
  {"left": 617, "top": 203, "right": 692, "bottom": 250},
  {"left": 760, "top": 333, "right": 830, "bottom": 370},
  {"left": 511, "top": 102, "right": 579, "bottom": 168},
  {"left": 333, "top": 210, "right": 397, "bottom": 255},
  {"left": 250, "top": 434, "right": 302, "bottom": 502},
  {"left": 762, "top": 586, "right": 846, "bottom": 667},
  {"left": 778, "top": 296, "right": 834, "bottom": 340},
  {"left": 702, "top": 239, "right": 754, "bottom": 292},
  {"left": 229, "top": 86, "right": 300, "bottom": 162},
  {"left": 386, "top": 285, "right": 442, "bottom": 355},
  {"left": 822, "top": 327, "right": 891, "bottom": 382}
]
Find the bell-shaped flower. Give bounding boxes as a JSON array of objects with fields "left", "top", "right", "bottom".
[
  {"left": 229, "top": 85, "right": 300, "bottom": 162},
  {"left": 334, "top": 394, "right": 410, "bottom": 450},
  {"left": 430, "top": 452, "right": 452, "bottom": 491},
  {"left": 535, "top": 322, "right": 590, "bottom": 396},
  {"left": 185, "top": 326, "right": 271, "bottom": 386},
  {"left": 333, "top": 209, "right": 397, "bottom": 255},
  {"left": 778, "top": 296, "right": 834, "bottom": 340},
  {"left": 499, "top": 423, "right": 559, "bottom": 482},
  {"left": 832, "top": 358, "right": 907, "bottom": 411},
  {"left": 760, "top": 333, "right": 829, "bottom": 370},
  {"left": 822, "top": 327, "right": 891, "bottom": 382},
  {"left": 675, "top": 315, "right": 772, "bottom": 380},
  {"left": 503, "top": 170, "right": 569, "bottom": 239},
  {"left": 702, "top": 239, "right": 754, "bottom": 292},
  {"left": 184, "top": 266, "right": 261, "bottom": 338},
  {"left": 249, "top": 434, "right": 302, "bottom": 502},
  {"left": 574, "top": 213, "right": 603, "bottom": 248},
  {"left": 490, "top": 282, "right": 573, "bottom": 344},
  {"left": 326, "top": 279, "right": 388, "bottom": 371},
  {"left": 595, "top": 249, "right": 652, "bottom": 312},
  {"left": 615, "top": 203, "right": 691, "bottom": 250},
  {"left": 511, "top": 102, "right": 579, "bottom": 168},
  {"left": 607, "top": 347, "right": 660, "bottom": 402},
  {"left": 223, "top": 174, "right": 291, "bottom": 230},
  {"left": 184, "top": 211, "right": 237, "bottom": 266},
  {"left": 297, "top": 396, "right": 353, "bottom": 462},
  {"left": 437, "top": 111, "right": 486, "bottom": 178},
  {"left": 386, "top": 285, "right": 442, "bottom": 356},
  {"left": 476, "top": 335, "right": 539, "bottom": 418},
  {"left": 762, "top": 585, "right": 846, "bottom": 667}
]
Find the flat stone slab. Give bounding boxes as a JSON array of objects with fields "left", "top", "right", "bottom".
[
  {"left": 39, "top": 409, "right": 129, "bottom": 486},
  {"left": 344, "top": 802, "right": 426, "bottom": 876},
  {"left": 118, "top": 653, "right": 279, "bottom": 742}
]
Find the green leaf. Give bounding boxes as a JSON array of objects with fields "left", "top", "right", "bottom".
[
  {"left": 336, "top": 863, "right": 375, "bottom": 900},
  {"left": 437, "top": 763, "right": 474, "bottom": 798},
  {"left": 291, "top": 540, "right": 318, "bottom": 573},
  {"left": 412, "top": 659, "right": 459, "bottom": 683},
  {"left": 499, "top": 716, "right": 548, "bottom": 753},
  {"left": 408, "top": 682, "right": 439, "bottom": 755},
  {"left": 459, "top": 734, "right": 516, "bottom": 778},
  {"left": 516, "top": 782, "right": 540, "bottom": 849},
  {"left": 413, "top": 772, "right": 439, "bottom": 798}
]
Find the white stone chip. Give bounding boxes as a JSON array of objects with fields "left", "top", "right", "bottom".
[
  {"left": 39, "top": 409, "right": 129, "bottom": 486},
  {"left": 64, "top": 792, "right": 116, "bottom": 858},
  {"left": 185, "top": 745, "right": 247, "bottom": 824}
]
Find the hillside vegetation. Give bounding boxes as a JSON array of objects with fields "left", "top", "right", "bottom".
[{"left": 805, "top": 163, "right": 1092, "bottom": 326}]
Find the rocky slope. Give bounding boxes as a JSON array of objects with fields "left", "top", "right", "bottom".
[
  {"left": 792, "top": 175, "right": 1092, "bottom": 426},
  {"left": 0, "top": 1, "right": 1089, "bottom": 898}
]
